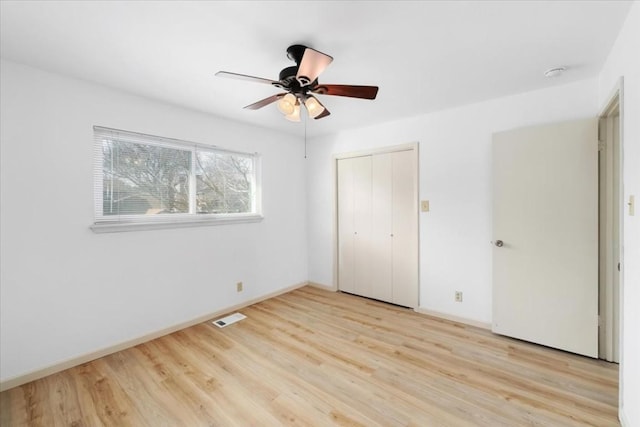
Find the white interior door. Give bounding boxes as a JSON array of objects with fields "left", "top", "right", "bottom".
[{"left": 492, "top": 118, "right": 598, "bottom": 358}]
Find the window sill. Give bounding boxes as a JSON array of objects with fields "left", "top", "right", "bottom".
[{"left": 90, "top": 214, "right": 264, "bottom": 233}]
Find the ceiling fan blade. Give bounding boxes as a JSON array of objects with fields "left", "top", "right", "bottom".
[
  {"left": 314, "top": 108, "right": 331, "bottom": 120},
  {"left": 216, "top": 71, "right": 279, "bottom": 86},
  {"left": 296, "top": 47, "right": 333, "bottom": 86},
  {"left": 312, "top": 84, "right": 379, "bottom": 100},
  {"left": 244, "top": 93, "right": 286, "bottom": 110}
]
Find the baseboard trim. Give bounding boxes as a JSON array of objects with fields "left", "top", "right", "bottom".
[
  {"left": 414, "top": 307, "right": 491, "bottom": 330},
  {"left": 619, "top": 406, "right": 629, "bottom": 427},
  {"left": 0, "top": 281, "right": 308, "bottom": 392},
  {"left": 307, "top": 281, "right": 337, "bottom": 292}
]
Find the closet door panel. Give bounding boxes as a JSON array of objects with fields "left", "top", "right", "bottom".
[
  {"left": 371, "top": 153, "right": 393, "bottom": 302},
  {"left": 352, "top": 156, "right": 373, "bottom": 298},
  {"left": 392, "top": 150, "right": 418, "bottom": 307},
  {"left": 337, "top": 158, "right": 355, "bottom": 293}
]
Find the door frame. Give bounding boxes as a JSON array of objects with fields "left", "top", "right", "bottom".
[
  {"left": 598, "top": 81, "right": 623, "bottom": 363},
  {"left": 598, "top": 78, "right": 625, "bottom": 417},
  {"left": 332, "top": 142, "right": 420, "bottom": 303}
]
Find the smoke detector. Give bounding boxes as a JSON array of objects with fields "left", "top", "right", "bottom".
[{"left": 544, "top": 67, "right": 566, "bottom": 78}]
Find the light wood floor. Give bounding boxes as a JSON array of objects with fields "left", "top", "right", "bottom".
[{"left": 1, "top": 286, "right": 619, "bottom": 426}]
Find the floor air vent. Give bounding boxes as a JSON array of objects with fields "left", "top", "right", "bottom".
[{"left": 213, "top": 312, "right": 246, "bottom": 328}]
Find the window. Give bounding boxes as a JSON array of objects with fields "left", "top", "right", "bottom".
[{"left": 92, "top": 126, "right": 261, "bottom": 232}]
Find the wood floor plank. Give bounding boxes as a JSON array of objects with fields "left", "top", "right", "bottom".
[
  {"left": 0, "top": 286, "right": 619, "bottom": 426},
  {"left": 280, "top": 290, "right": 611, "bottom": 422}
]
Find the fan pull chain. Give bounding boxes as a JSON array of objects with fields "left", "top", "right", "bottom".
[{"left": 304, "top": 110, "right": 307, "bottom": 159}]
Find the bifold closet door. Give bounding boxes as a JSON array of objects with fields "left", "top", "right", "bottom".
[
  {"left": 391, "top": 150, "right": 418, "bottom": 307},
  {"left": 337, "top": 156, "right": 372, "bottom": 297},
  {"left": 338, "top": 149, "right": 417, "bottom": 308},
  {"left": 337, "top": 158, "right": 356, "bottom": 294},
  {"left": 371, "top": 154, "right": 393, "bottom": 302},
  {"left": 371, "top": 150, "right": 418, "bottom": 306},
  {"left": 352, "top": 156, "right": 373, "bottom": 298}
]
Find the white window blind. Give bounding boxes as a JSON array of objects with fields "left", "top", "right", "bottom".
[{"left": 92, "top": 126, "right": 261, "bottom": 232}]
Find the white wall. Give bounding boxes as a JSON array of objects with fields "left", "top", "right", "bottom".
[
  {"left": 0, "top": 60, "right": 308, "bottom": 383},
  {"left": 598, "top": 2, "right": 640, "bottom": 425},
  {"left": 307, "top": 78, "right": 598, "bottom": 325}
]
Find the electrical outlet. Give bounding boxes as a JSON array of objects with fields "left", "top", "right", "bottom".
[
  {"left": 455, "top": 291, "right": 463, "bottom": 302},
  {"left": 236, "top": 282, "right": 243, "bottom": 292}
]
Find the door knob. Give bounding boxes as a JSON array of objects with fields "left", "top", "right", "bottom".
[{"left": 494, "top": 240, "right": 504, "bottom": 247}]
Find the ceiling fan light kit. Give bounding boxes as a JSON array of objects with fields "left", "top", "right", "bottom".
[
  {"left": 277, "top": 93, "right": 297, "bottom": 115},
  {"left": 216, "top": 44, "right": 379, "bottom": 122},
  {"left": 304, "top": 96, "right": 325, "bottom": 118},
  {"left": 284, "top": 102, "right": 301, "bottom": 122}
]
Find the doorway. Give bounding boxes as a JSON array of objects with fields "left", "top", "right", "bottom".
[{"left": 598, "top": 89, "right": 622, "bottom": 363}]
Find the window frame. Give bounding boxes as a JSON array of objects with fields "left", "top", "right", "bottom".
[{"left": 91, "top": 126, "right": 263, "bottom": 233}]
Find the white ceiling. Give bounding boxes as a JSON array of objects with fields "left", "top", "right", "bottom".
[{"left": 0, "top": 1, "right": 632, "bottom": 137}]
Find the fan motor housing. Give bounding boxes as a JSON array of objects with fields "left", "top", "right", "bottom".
[
  {"left": 278, "top": 66, "right": 298, "bottom": 83},
  {"left": 276, "top": 65, "right": 316, "bottom": 96}
]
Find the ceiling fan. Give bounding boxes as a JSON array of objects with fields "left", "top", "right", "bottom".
[{"left": 216, "top": 44, "right": 379, "bottom": 122}]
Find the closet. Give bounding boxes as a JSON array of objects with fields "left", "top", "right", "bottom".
[{"left": 337, "top": 147, "right": 418, "bottom": 308}]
